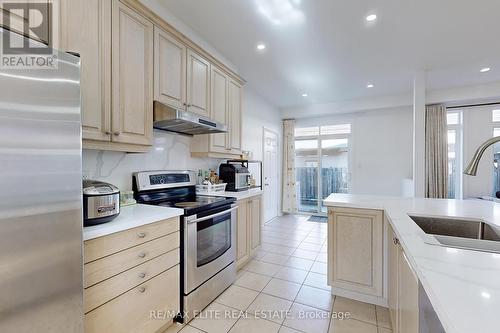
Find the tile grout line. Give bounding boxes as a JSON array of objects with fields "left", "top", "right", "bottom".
[{"left": 221, "top": 217, "right": 329, "bottom": 333}]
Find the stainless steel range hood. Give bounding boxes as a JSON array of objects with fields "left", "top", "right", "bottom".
[{"left": 153, "top": 101, "right": 227, "bottom": 135}]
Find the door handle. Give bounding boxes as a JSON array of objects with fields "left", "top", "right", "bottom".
[{"left": 187, "top": 206, "right": 238, "bottom": 224}]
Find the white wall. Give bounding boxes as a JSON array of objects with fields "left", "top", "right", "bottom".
[
  {"left": 242, "top": 89, "right": 282, "bottom": 160},
  {"left": 242, "top": 88, "right": 283, "bottom": 216},
  {"left": 295, "top": 107, "right": 413, "bottom": 196},
  {"left": 82, "top": 131, "right": 219, "bottom": 191}
]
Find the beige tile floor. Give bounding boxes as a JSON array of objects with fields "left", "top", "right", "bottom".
[{"left": 171, "top": 215, "right": 393, "bottom": 333}]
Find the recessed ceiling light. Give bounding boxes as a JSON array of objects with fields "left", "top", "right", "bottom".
[
  {"left": 366, "top": 14, "right": 377, "bottom": 22},
  {"left": 302, "top": 93, "right": 308, "bottom": 97},
  {"left": 256, "top": 43, "right": 266, "bottom": 51},
  {"left": 367, "top": 84, "right": 374, "bottom": 88},
  {"left": 481, "top": 292, "right": 491, "bottom": 299},
  {"left": 480, "top": 67, "right": 491, "bottom": 73}
]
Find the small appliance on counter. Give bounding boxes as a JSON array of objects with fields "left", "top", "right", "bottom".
[
  {"left": 83, "top": 180, "right": 120, "bottom": 226},
  {"left": 219, "top": 160, "right": 251, "bottom": 192}
]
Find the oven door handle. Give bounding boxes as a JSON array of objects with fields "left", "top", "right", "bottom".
[{"left": 187, "top": 206, "right": 238, "bottom": 224}]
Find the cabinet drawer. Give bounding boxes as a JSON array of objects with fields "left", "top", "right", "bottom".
[
  {"left": 85, "top": 265, "right": 180, "bottom": 333},
  {"left": 84, "top": 231, "right": 179, "bottom": 288},
  {"left": 85, "top": 248, "right": 179, "bottom": 313},
  {"left": 84, "top": 217, "right": 179, "bottom": 263}
]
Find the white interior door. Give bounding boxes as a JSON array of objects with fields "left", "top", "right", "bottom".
[{"left": 263, "top": 128, "right": 279, "bottom": 222}]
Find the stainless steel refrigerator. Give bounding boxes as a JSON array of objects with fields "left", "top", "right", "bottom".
[{"left": 0, "top": 29, "right": 83, "bottom": 332}]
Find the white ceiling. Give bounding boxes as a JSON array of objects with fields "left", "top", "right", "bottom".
[{"left": 156, "top": 0, "right": 500, "bottom": 109}]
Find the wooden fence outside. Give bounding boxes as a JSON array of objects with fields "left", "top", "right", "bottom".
[{"left": 296, "top": 167, "right": 349, "bottom": 206}]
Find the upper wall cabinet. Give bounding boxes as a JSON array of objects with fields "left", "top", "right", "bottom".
[
  {"left": 60, "top": 0, "right": 111, "bottom": 142},
  {"left": 60, "top": 0, "right": 244, "bottom": 153},
  {"left": 61, "top": 0, "right": 154, "bottom": 152},
  {"left": 186, "top": 49, "right": 211, "bottom": 117},
  {"left": 111, "top": 0, "right": 154, "bottom": 146},
  {"left": 154, "top": 27, "right": 186, "bottom": 110},
  {"left": 191, "top": 68, "right": 243, "bottom": 158},
  {"left": 210, "top": 66, "right": 229, "bottom": 153},
  {"left": 228, "top": 79, "right": 242, "bottom": 154}
]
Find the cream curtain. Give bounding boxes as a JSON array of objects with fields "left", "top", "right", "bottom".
[
  {"left": 282, "top": 119, "right": 297, "bottom": 213},
  {"left": 425, "top": 104, "right": 449, "bottom": 198}
]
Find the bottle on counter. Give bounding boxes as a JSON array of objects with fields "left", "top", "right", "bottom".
[{"left": 197, "top": 170, "right": 203, "bottom": 185}]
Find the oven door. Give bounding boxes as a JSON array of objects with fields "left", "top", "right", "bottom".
[{"left": 184, "top": 204, "right": 237, "bottom": 294}]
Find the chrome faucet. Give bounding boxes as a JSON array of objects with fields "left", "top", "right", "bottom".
[{"left": 464, "top": 136, "right": 500, "bottom": 176}]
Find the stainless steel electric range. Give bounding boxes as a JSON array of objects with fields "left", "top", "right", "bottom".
[{"left": 133, "top": 170, "right": 237, "bottom": 322}]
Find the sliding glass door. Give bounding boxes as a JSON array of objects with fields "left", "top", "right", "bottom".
[
  {"left": 295, "top": 139, "right": 319, "bottom": 212},
  {"left": 295, "top": 125, "right": 351, "bottom": 214},
  {"left": 320, "top": 138, "right": 349, "bottom": 213}
]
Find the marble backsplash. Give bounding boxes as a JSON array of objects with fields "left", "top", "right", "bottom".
[{"left": 82, "top": 130, "right": 220, "bottom": 191}]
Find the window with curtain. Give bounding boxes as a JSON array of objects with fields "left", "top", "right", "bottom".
[{"left": 447, "top": 111, "right": 462, "bottom": 199}]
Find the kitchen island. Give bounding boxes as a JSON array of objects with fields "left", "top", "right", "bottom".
[{"left": 324, "top": 193, "right": 500, "bottom": 333}]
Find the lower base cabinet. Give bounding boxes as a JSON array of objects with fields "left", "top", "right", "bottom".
[
  {"left": 328, "top": 207, "right": 420, "bottom": 333},
  {"left": 84, "top": 217, "right": 180, "bottom": 333},
  {"left": 85, "top": 265, "right": 179, "bottom": 333},
  {"left": 236, "top": 195, "right": 262, "bottom": 270},
  {"left": 389, "top": 223, "right": 419, "bottom": 333},
  {"left": 327, "top": 207, "right": 384, "bottom": 303}
]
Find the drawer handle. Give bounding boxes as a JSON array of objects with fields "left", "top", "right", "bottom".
[
  {"left": 139, "top": 287, "right": 146, "bottom": 293},
  {"left": 138, "top": 253, "right": 146, "bottom": 258},
  {"left": 137, "top": 232, "right": 146, "bottom": 238},
  {"left": 139, "top": 273, "right": 146, "bottom": 279}
]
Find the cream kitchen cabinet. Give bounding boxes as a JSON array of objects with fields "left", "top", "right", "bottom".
[
  {"left": 207, "top": 66, "right": 229, "bottom": 153},
  {"left": 186, "top": 49, "right": 210, "bottom": 117},
  {"left": 60, "top": 0, "right": 245, "bottom": 153},
  {"left": 154, "top": 27, "right": 186, "bottom": 110},
  {"left": 387, "top": 220, "right": 399, "bottom": 330},
  {"left": 249, "top": 196, "right": 261, "bottom": 252},
  {"left": 236, "top": 195, "right": 262, "bottom": 270},
  {"left": 236, "top": 197, "right": 250, "bottom": 268},
  {"left": 228, "top": 79, "right": 242, "bottom": 153},
  {"left": 327, "top": 207, "right": 384, "bottom": 303},
  {"left": 191, "top": 71, "right": 243, "bottom": 158},
  {"left": 111, "top": 0, "right": 154, "bottom": 146},
  {"left": 61, "top": 0, "right": 154, "bottom": 152},
  {"left": 60, "top": 0, "right": 112, "bottom": 143},
  {"left": 389, "top": 224, "right": 419, "bottom": 333},
  {"left": 84, "top": 217, "right": 180, "bottom": 333}
]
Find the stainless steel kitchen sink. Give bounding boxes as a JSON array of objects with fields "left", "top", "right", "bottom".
[{"left": 409, "top": 215, "right": 500, "bottom": 253}]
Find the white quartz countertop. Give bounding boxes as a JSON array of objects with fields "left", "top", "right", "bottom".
[
  {"left": 83, "top": 204, "right": 184, "bottom": 241},
  {"left": 198, "top": 187, "right": 263, "bottom": 201},
  {"left": 324, "top": 193, "right": 500, "bottom": 333}
]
